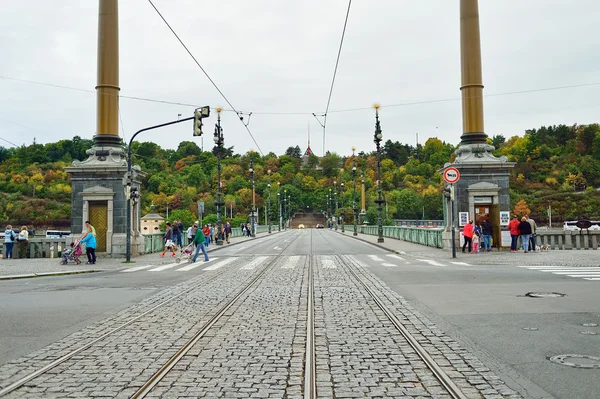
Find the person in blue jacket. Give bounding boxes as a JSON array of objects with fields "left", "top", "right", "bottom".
[{"left": 80, "top": 230, "right": 97, "bottom": 264}]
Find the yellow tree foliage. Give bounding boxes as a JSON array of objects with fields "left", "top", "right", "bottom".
[{"left": 513, "top": 200, "right": 530, "bottom": 218}]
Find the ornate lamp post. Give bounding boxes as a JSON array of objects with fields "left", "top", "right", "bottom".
[
  {"left": 249, "top": 159, "right": 256, "bottom": 237},
  {"left": 334, "top": 180, "right": 338, "bottom": 231},
  {"left": 277, "top": 182, "right": 281, "bottom": 231},
  {"left": 267, "top": 170, "right": 272, "bottom": 234},
  {"left": 213, "top": 108, "right": 225, "bottom": 245},
  {"left": 373, "top": 103, "right": 384, "bottom": 243},
  {"left": 352, "top": 147, "right": 358, "bottom": 236}
]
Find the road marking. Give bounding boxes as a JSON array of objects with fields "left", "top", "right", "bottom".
[
  {"left": 368, "top": 255, "right": 384, "bottom": 262},
  {"left": 282, "top": 256, "right": 301, "bottom": 269},
  {"left": 122, "top": 265, "right": 153, "bottom": 273},
  {"left": 387, "top": 254, "right": 404, "bottom": 261},
  {"left": 203, "top": 257, "right": 237, "bottom": 270},
  {"left": 240, "top": 256, "right": 269, "bottom": 270},
  {"left": 416, "top": 259, "right": 446, "bottom": 267},
  {"left": 381, "top": 262, "right": 397, "bottom": 267},
  {"left": 149, "top": 262, "right": 180, "bottom": 271}
]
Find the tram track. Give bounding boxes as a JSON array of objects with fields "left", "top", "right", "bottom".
[
  {"left": 316, "top": 229, "right": 469, "bottom": 399},
  {"left": 0, "top": 231, "right": 301, "bottom": 398}
]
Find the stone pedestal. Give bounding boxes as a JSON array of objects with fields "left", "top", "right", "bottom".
[
  {"left": 66, "top": 146, "right": 145, "bottom": 257},
  {"left": 442, "top": 143, "right": 515, "bottom": 250}
]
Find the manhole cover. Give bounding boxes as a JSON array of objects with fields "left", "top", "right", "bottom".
[
  {"left": 525, "top": 292, "right": 566, "bottom": 298},
  {"left": 581, "top": 331, "right": 597, "bottom": 335},
  {"left": 523, "top": 327, "right": 538, "bottom": 331},
  {"left": 549, "top": 354, "right": 600, "bottom": 369},
  {"left": 583, "top": 323, "right": 598, "bottom": 327}
]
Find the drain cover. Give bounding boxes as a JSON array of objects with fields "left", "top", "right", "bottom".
[
  {"left": 525, "top": 292, "right": 566, "bottom": 298},
  {"left": 550, "top": 354, "right": 600, "bottom": 369},
  {"left": 583, "top": 323, "right": 598, "bottom": 327}
]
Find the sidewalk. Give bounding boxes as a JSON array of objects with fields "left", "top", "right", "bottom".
[
  {"left": 0, "top": 232, "right": 277, "bottom": 280},
  {"left": 337, "top": 230, "right": 600, "bottom": 267}
]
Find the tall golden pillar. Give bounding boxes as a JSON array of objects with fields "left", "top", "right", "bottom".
[
  {"left": 95, "top": 0, "right": 121, "bottom": 147},
  {"left": 459, "top": 0, "right": 487, "bottom": 145}
]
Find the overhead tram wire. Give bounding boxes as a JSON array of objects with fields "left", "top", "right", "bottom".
[
  {"left": 321, "top": 0, "right": 352, "bottom": 156},
  {"left": 147, "top": 0, "right": 264, "bottom": 156}
]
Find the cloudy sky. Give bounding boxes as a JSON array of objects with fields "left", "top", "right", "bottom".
[{"left": 1, "top": 0, "right": 598, "bottom": 157}]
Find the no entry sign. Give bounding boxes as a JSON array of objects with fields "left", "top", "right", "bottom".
[{"left": 443, "top": 167, "right": 460, "bottom": 184}]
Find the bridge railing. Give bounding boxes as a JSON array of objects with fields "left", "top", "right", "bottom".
[{"left": 343, "top": 225, "right": 445, "bottom": 249}]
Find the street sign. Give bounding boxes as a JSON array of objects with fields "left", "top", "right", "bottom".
[{"left": 443, "top": 167, "right": 460, "bottom": 184}]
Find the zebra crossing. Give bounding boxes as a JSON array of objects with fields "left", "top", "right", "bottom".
[
  {"left": 120, "top": 254, "right": 472, "bottom": 274},
  {"left": 518, "top": 266, "right": 600, "bottom": 281}
]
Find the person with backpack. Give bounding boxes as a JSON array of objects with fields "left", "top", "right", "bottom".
[{"left": 3, "top": 224, "right": 16, "bottom": 259}]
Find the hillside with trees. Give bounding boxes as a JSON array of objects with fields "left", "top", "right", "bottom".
[{"left": 1, "top": 123, "right": 599, "bottom": 229}]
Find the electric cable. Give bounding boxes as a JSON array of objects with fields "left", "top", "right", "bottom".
[
  {"left": 147, "top": 0, "right": 264, "bottom": 155},
  {"left": 321, "top": 0, "right": 352, "bottom": 156}
]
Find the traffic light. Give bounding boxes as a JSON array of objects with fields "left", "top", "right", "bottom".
[{"left": 193, "top": 106, "right": 211, "bottom": 136}]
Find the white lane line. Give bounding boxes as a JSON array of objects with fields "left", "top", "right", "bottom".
[
  {"left": 368, "top": 255, "right": 384, "bottom": 262},
  {"left": 381, "top": 263, "right": 398, "bottom": 267},
  {"left": 203, "top": 257, "right": 237, "bottom": 270},
  {"left": 121, "top": 265, "right": 153, "bottom": 273},
  {"left": 240, "top": 256, "right": 269, "bottom": 270},
  {"left": 416, "top": 259, "right": 446, "bottom": 267},
  {"left": 282, "top": 256, "right": 301, "bottom": 269},
  {"left": 149, "top": 262, "right": 180, "bottom": 272},
  {"left": 387, "top": 254, "right": 404, "bottom": 261},
  {"left": 322, "top": 259, "right": 336, "bottom": 268},
  {"left": 176, "top": 257, "right": 219, "bottom": 271},
  {"left": 450, "top": 262, "right": 471, "bottom": 266}
]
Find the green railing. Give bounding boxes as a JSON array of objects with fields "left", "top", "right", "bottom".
[{"left": 343, "top": 225, "right": 444, "bottom": 248}]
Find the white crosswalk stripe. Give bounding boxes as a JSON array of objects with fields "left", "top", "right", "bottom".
[
  {"left": 518, "top": 266, "right": 600, "bottom": 281},
  {"left": 240, "top": 256, "right": 269, "bottom": 270},
  {"left": 282, "top": 256, "right": 301, "bottom": 269}
]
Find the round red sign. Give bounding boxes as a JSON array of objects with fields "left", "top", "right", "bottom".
[{"left": 443, "top": 167, "right": 460, "bottom": 183}]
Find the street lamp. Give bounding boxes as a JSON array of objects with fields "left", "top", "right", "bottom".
[
  {"left": 213, "top": 108, "right": 225, "bottom": 245},
  {"left": 249, "top": 159, "right": 256, "bottom": 237},
  {"left": 352, "top": 147, "right": 358, "bottom": 236},
  {"left": 267, "top": 170, "right": 272, "bottom": 234},
  {"left": 334, "top": 180, "right": 338, "bottom": 231},
  {"left": 277, "top": 182, "right": 281, "bottom": 231},
  {"left": 373, "top": 103, "right": 384, "bottom": 243}
]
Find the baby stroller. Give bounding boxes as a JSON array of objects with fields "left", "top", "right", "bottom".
[
  {"left": 176, "top": 242, "right": 195, "bottom": 263},
  {"left": 60, "top": 240, "right": 83, "bottom": 265}
]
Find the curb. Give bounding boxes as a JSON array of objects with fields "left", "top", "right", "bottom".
[{"left": 0, "top": 270, "right": 102, "bottom": 281}]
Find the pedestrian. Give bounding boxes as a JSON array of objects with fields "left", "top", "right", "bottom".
[
  {"left": 3, "top": 224, "right": 16, "bottom": 259},
  {"left": 225, "top": 221, "right": 232, "bottom": 244},
  {"left": 527, "top": 215, "right": 538, "bottom": 251},
  {"left": 508, "top": 215, "right": 521, "bottom": 252},
  {"left": 519, "top": 216, "right": 532, "bottom": 253},
  {"left": 16, "top": 226, "right": 29, "bottom": 259},
  {"left": 81, "top": 221, "right": 96, "bottom": 239},
  {"left": 191, "top": 224, "right": 209, "bottom": 262},
  {"left": 202, "top": 224, "right": 211, "bottom": 247},
  {"left": 462, "top": 220, "right": 473, "bottom": 253},
  {"left": 481, "top": 217, "right": 493, "bottom": 251},
  {"left": 80, "top": 228, "right": 97, "bottom": 264},
  {"left": 172, "top": 220, "right": 181, "bottom": 250},
  {"left": 160, "top": 222, "right": 176, "bottom": 257}
]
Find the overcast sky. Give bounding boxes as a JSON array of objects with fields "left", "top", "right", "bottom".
[{"left": 1, "top": 1, "right": 599, "bottom": 157}]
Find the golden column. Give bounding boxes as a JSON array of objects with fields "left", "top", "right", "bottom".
[
  {"left": 459, "top": 0, "right": 487, "bottom": 145},
  {"left": 95, "top": 0, "right": 122, "bottom": 147}
]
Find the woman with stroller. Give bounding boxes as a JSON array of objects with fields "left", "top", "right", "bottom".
[{"left": 80, "top": 229, "right": 97, "bottom": 264}]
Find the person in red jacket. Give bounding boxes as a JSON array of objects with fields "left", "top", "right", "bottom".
[
  {"left": 508, "top": 215, "right": 521, "bottom": 252},
  {"left": 462, "top": 220, "right": 474, "bottom": 253}
]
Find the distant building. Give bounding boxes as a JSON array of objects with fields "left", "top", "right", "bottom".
[{"left": 141, "top": 204, "right": 164, "bottom": 234}]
